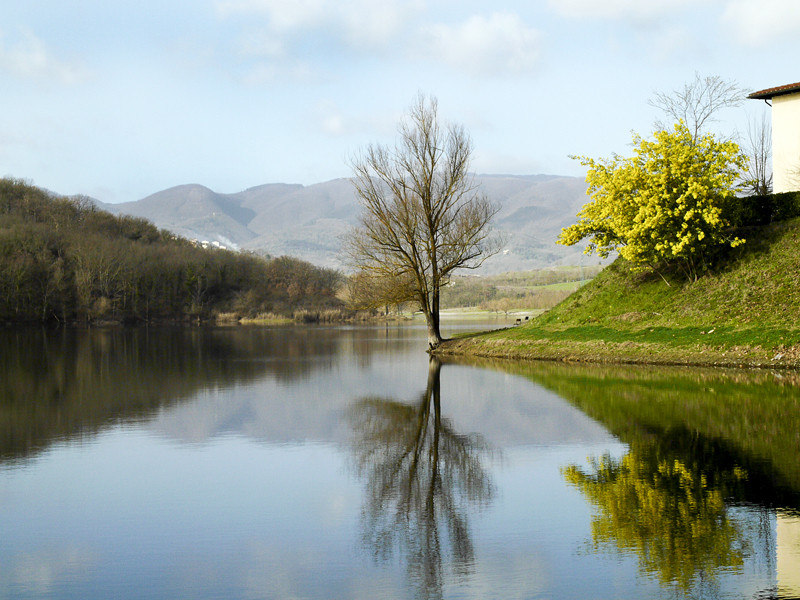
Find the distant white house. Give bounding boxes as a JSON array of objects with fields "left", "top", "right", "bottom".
[{"left": 749, "top": 81, "right": 800, "bottom": 193}]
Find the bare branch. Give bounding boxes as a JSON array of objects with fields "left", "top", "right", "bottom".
[
  {"left": 649, "top": 73, "right": 748, "bottom": 142},
  {"left": 343, "top": 94, "right": 500, "bottom": 348},
  {"left": 741, "top": 111, "right": 773, "bottom": 195}
]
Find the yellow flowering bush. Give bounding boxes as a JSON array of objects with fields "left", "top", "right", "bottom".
[{"left": 559, "top": 122, "right": 747, "bottom": 281}]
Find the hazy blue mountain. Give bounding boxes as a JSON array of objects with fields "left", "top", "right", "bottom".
[{"left": 104, "top": 174, "right": 596, "bottom": 273}]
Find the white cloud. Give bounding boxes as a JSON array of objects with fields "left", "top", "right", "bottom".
[
  {"left": 217, "top": 3, "right": 541, "bottom": 77},
  {"left": 237, "top": 30, "right": 287, "bottom": 58},
  {"left": 648, "top": 26, "right": 702, "bottom": 61},
  {"left": 722, "top": 0, "right": 800, "bottom": 46},
  {"left": 317, "top": 102, "right": 347, "bottom": 136},
  {"left": 312, "top": 101, "right": 398, "bottom": 139},
  {"left": 216, "top": 0, "right": 424, "bottom": 50},
  {"left": 337, "top": 0, "right": 425, "bottom": 48},
  {"left": 216, "top": 0, "right": 327, "bottom": 30},
  {"left": 421, "top": 13, "right": 541, "bottom": 77},
  {"left": 0, "top": 28, "right": 87, "bottom": 84},
  {"left": 549, "top": 0, "right": 704, "bottom": 23},
  {"left": 322, "top": 113, "right": 345, "bottom": 136},
  {"left": 239, "top": 60, "right": 315, "bottom": 85}
]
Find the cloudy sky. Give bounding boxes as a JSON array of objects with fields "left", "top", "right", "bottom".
[{"left": 2, "top": 0, "right": 799, "bottom": 203}]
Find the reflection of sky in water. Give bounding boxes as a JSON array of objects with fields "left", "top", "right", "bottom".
[
  {"left": 4, "top": 432, "right": 774, "bottom": 599},
  {"left": 0, "top": 324, "right": 786, "bottom": 599},
  {"left": 149, "top": 351, "right": 616, "bottom": 449},
  {"left": 2, "top": 434, "right": 633, "bottom": 598}
]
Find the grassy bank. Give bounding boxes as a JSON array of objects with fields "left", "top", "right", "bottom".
[{"left": 436, "top": 217, "right": 800, "bottom": 369}]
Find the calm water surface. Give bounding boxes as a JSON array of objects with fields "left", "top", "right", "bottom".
[{"left": 1, "top": 322, "right": 799, "bottom": 599}]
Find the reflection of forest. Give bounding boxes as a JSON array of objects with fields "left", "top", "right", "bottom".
[
  {"left": 0, "top": 328, "right": 257, "bottom": 462},
  {"left": 349, "top": 358, "right": 496, "bottom": 600},
  {"left": 0, "top": 326, "right": 414, "bottom": 463}
]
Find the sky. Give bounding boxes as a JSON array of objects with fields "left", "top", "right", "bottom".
[{"left": 1, "top": 0, "right": 799, "bottom": 204}]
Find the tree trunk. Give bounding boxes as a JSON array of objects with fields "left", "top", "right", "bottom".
[
  {"left": 425, "top": 282, "right": 442, "bottom": 350},
  {"left": 426, "top": 311, "right": 442, "bottom": 350}
]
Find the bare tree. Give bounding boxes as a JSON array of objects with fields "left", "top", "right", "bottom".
[
  {"left": 742, "top": 111, "right": 773, "bottom": 196},
  {"left": 345, "top": 94, "right": 500, "bottom": 350},
  {"left": 649, "top": 73, "right": 747, "bottom": 142},
  {"left": 346, "top": 270, "right": 417, "bottom": 315}
]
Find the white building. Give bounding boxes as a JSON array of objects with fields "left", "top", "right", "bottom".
[
  {"left": 778, "top": 511, "right": 800, "bottom": 598},
  {"left": 749, "top": 81, "right": 800, "bottom": 193}
]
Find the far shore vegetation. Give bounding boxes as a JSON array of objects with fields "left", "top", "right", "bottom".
[
  {"left": 0, "top": 178, "right": 346, "bottom": 325},
  {"left": 0, "top": 177, "right": 587, "bottom": 327},
  {"left": 5, "top": 171, "right": 799, "bottom": 373},
  {"left": 4, "top": 178, "right": 800, "bottom": 372}
]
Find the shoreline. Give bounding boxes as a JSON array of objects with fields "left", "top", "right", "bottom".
[{"left": 434, "top": 330, "right": 800, "bottom": 370}]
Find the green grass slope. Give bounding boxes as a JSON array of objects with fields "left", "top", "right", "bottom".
[{"left": 438, "top": 218, "right": 800, "bottom": 368}]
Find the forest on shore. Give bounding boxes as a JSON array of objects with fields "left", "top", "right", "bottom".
[{"left": 0, "top": 178, "right": 345, "bottom": 324}]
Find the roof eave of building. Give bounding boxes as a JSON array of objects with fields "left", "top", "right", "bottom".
[{"left": 748, "top": 82, "right": 800, "bottom": 100}]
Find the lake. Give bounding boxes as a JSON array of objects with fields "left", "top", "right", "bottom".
[{"left": 1, "top": 322, "right": 799, "bottom": 600}]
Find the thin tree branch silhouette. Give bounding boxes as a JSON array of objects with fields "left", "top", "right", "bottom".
[{"left": 349, "top": 358, "right": 496, "bottom": 599}]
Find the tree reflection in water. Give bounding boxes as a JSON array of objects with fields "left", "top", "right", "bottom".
[
  {"left": 349, "top": 358, "right": 496, "bottom": 599},
  {"left": 563, "top": 442, "right": 751, "bottom": 595}
]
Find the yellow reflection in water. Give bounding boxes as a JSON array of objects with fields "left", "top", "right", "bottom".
[{"left": 563, "top": 446, "right": 749, "bottom": 592}]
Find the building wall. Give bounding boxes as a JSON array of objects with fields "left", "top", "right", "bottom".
[
  {"left": 773, "top": 92, "right": 800, "bottom": 193},
  {"left": 778, "top": 512, "right": 800, "bottom": 597}
]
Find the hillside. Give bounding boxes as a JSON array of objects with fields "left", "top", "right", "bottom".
[
  {"left": 101, "top": 174, "right": 596, "bottom": 273},
  {"left": 0, "top": 178, "right": 344, "bottom": 324},
  {"left": 437, "top": 217, "right": 800, "bottom": 368}
]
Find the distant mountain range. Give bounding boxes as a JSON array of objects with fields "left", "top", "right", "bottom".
[{"left": 100, "top": 174, "right": 597, "bottom": 273}]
